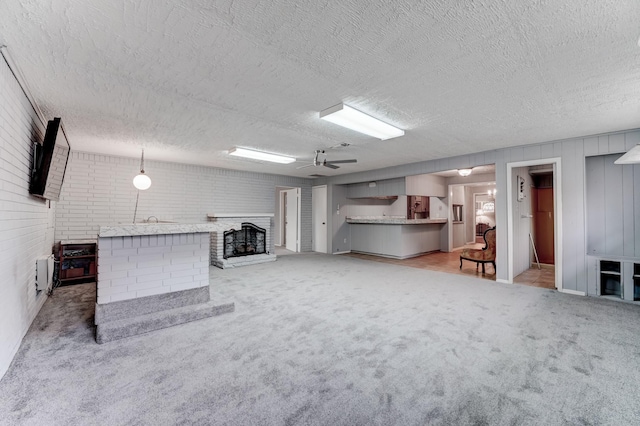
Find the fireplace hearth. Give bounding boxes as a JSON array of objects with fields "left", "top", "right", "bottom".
[{"left": 224, "top": 223, "right": 267, "bottom": 259}]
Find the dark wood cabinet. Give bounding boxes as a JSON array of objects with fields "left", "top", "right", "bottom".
[{"left": 58, "top": 241, "right": 97, "bottom": 285}]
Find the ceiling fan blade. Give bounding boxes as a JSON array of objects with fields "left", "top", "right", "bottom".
[
  {"left": 296, "top": 163, "right": 315, "bottom": 169},
  {"left": 326, "top": 159, "right": 357, "bottom": 164},
  {"left": 323, "top": 163, "right": 339, "bottom": 169}
]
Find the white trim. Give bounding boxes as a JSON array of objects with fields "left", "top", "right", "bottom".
[
  {"left": 559, "top": 289, "right": 586, "bottom": 296},
  {"left": 208, "top": 213, "right": 274, "bottom": 218},
  {"left": 506, "top": 157, "right": 563, "bottom": 291},
  {"left": 496, "top": 279, "right": 511, "bottom": 284},
  {"left": 333, "top": 251, "right": 351, "bottom": 255}
]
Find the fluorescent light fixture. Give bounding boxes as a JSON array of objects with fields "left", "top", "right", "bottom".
[
  {"left": 458, "top": 168, "right": 472, "bottom": 177},
  {"left": 614, "top": 144, "right": 640, "bottom": 164},
  {"left": 228, "top": 147, "right": 296, "bottom": 164},
  {"left": 319, "top": 103, "right": 404, "bottom": 140}
]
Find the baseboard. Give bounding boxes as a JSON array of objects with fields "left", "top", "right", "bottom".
[
  {"left": 496, "top": 279, "right": 511, "bottom": 284},
  {"left": 559, "top": 289, "right": 586, "bottom": 296},
  {"left": 333, "top": 251, "right": 351, "bottom": 255}
]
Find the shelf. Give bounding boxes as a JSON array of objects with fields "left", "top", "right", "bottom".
[
  {"left": 60, "top": 274, "right": 96, "bottom": 281},
  {"left": 601, "top": 271, "right": 621, "bottom": 276},
  {"left": 58, "top": 242, "right": 97, "bottom": 286},
  {"left": 62, "top": 254, "right": 95, "bottom": 259}
]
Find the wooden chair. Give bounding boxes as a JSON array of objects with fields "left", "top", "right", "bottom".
[{"left": 460, "top": 227, "right": 496, "bottom": 273}]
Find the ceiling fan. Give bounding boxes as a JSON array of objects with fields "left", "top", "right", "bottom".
[{"left": 297, "top": 150, "right": 357, "bottom": 169}]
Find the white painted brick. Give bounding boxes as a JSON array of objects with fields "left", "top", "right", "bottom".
[
  {"left": 97, "top": 284, "right": 130, "bottom": 297},
  {"left": 135, "top": 287, "right": 171, "bottom": 298},
  {"left": 162, "top": 263, "right": 195, "bottom": 273},
  {"left": 170, "top": 256, "right": 200, "bottom": 265},
  {"left": 109, "top": 291, "right": 139, "bottom": 302},
  {"left": 169, "top": 281, "right": 201, "bottom": 292},
  {"left": 97, "top": 269, "right": 128, "bottom": 281},
  {"left": 170, "top": 269, "right": 197, "bottom": 278},
  {"left": 162, "top": 276, "right": 194, "bottom": 286},
  {"left": 111, "top": 237, "right": 123, "bottom": 249},
  {"left": 127, "top": 266, "right": 164, "bottom": 277},
  {"left": 129, "top": 253, "right": 164, "bottom": 264},
  {"left": 135, "top": 272, "right": 168, "bottom": 283},
  {"left": 192, "top": 273, "right": 209, "bottom": 282},
  {"left": 127, "top": 281, "right": 161, "bottom": 292}
]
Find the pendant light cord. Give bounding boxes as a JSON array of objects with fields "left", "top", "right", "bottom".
[{"left": 133, "top": 191, "right": 140, "bottom": 224}]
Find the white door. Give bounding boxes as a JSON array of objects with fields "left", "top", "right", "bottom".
[
  {"left": 312, "top": 185, "right": 328, "bottom": 253},
  {"left": 285, "top": 188, "right": 299, "bottom": 252}
]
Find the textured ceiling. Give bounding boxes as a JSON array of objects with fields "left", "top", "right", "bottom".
[{"left": 1, "top": 1, "right": 639, "bottom": 178}]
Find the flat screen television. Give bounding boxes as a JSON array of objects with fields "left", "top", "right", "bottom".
[{"left": 29, "top": 117, "right": 70, "bottom": 201}]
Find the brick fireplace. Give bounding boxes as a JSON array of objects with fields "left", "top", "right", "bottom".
[{"left": 208, "top": 213, "right": 277, "bottom": 268}]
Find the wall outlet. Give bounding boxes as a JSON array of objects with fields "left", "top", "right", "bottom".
[{"left": 343, "top": 238, "right": 347, "bottom": 243}]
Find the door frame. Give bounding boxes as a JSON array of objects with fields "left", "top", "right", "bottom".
[
  {"left": 280, "top": 187, "right": 301, "bottom": 252},
  {"left": 506, "top": 158, "right": 564, "bottom": 292},
  {"left": 312, "top": 185, "right": 328, "bottom": 253}
]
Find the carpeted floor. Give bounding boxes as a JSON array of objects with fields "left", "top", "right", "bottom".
[{"left": 1, "top": 253, "right": 639, "bottom": 425}]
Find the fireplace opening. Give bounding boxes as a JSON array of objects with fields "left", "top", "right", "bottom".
[{"left": 224, "top": 223, "right": 267, "bottom": 259}]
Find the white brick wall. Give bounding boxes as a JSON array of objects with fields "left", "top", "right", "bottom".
[
  {"left": 56, "top": 152, "right": 313, "bottom": 251},
  {"left": 97, "top": 232, "right": 210, "bottom": 304},
  {"left": 0, "top": 57, "right": 55, "bottom": 379}
]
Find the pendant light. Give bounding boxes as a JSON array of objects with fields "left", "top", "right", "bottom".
[{"left": 133, "top": 149, "right": 151, "bottom": 190}]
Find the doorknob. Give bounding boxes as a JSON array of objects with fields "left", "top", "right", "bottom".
[{"left": 322, "top": 222, "right": 326, "bottom": 225}]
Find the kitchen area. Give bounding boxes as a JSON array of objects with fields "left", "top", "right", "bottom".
[{"left": 342, "top": 173, "right": 451, "bottom": 259}]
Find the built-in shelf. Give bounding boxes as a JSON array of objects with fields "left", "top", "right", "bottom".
[
  {"left": 58, "top": 242, "right": 96, "bottom": 285},
  {"left": 600, "top": 260, "right": 622, "bottom": 298}
]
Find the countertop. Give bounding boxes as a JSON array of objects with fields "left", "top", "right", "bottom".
[
  {"left": 346, "top": 216, "right": 448, "bottom": 225},
  {"left": 99, "top": 221, "right": 242, "bottom": 237}
]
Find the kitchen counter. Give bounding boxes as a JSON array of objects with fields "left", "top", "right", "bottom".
[
  {"left": 99, "top": 221, "right": 240, "bottom": 237},
  {"left": 348, "top": 217, "right": 445, "bottom": 259},
  {"left": 346, "top": 216, "right": 447, "bottom": 225},
  {"left": 95, "top": 220, "right": 241, "bottom": 343}
]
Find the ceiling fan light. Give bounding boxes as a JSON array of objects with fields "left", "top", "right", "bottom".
[
  {"left": 229, "top": 147, "right": 296, "bottom": 164},
  {"left": 458, "top": 168, "right": 472, "bottom": 177},
  {"left": 320, "top": 103, "right": 404, "bottom": 140},
  {"left": 614, "top": 144, "right": 640, "bottom": 164}
]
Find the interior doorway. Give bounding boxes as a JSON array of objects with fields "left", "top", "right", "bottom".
[
  {"left": 275, "top": 187, "right": 301, "bottom": 253},
  {"left": 506, "top": 158, "right": 562, "bottom": 292}
]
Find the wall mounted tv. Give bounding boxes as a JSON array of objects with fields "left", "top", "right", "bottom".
[{"left": 29, "top": 117, "right": 71, "bottom": 201}]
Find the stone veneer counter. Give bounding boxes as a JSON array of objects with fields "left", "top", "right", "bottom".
[
  {"left": 98, "top": 222, "right": 240, "bottom": 237},
  {"left": 346, "top": 216, "right": 448, "bottom": 225}
]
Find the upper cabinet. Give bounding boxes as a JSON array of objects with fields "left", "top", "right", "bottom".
[
  {"left": 405, "top": 174, "right": 446, "bottom": 197},
  {"left": 346, "top": 177, "right": 405, "bottom": 199}
]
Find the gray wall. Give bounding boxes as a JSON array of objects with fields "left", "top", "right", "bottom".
[
  {"left": 586, "top": 154, "right": 640, "bottom": 258},
  {"left": 321, "top": 129, "right": 640, "bottom": 294}
]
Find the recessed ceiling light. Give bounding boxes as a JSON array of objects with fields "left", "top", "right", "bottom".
[
  {"left": 228, "top": 147, "right": 296, "bottom": 164},
  {"left": 319, "top": 103, "right": 405, "bottom": 140},
  {"left": 614, "top": 144, "right": 640, "bottom": 164}
]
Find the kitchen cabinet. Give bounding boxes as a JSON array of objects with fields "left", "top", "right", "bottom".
[
  {"left": 346, "top": 177, "right": 405, "bottom": 198},
  {"left": 405, "top": 174, "right": 446, "bottom": 197}
]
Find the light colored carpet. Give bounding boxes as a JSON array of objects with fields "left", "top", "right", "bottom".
[{"left": 1, "top": 253, "right": 639, "bottom": 425}]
